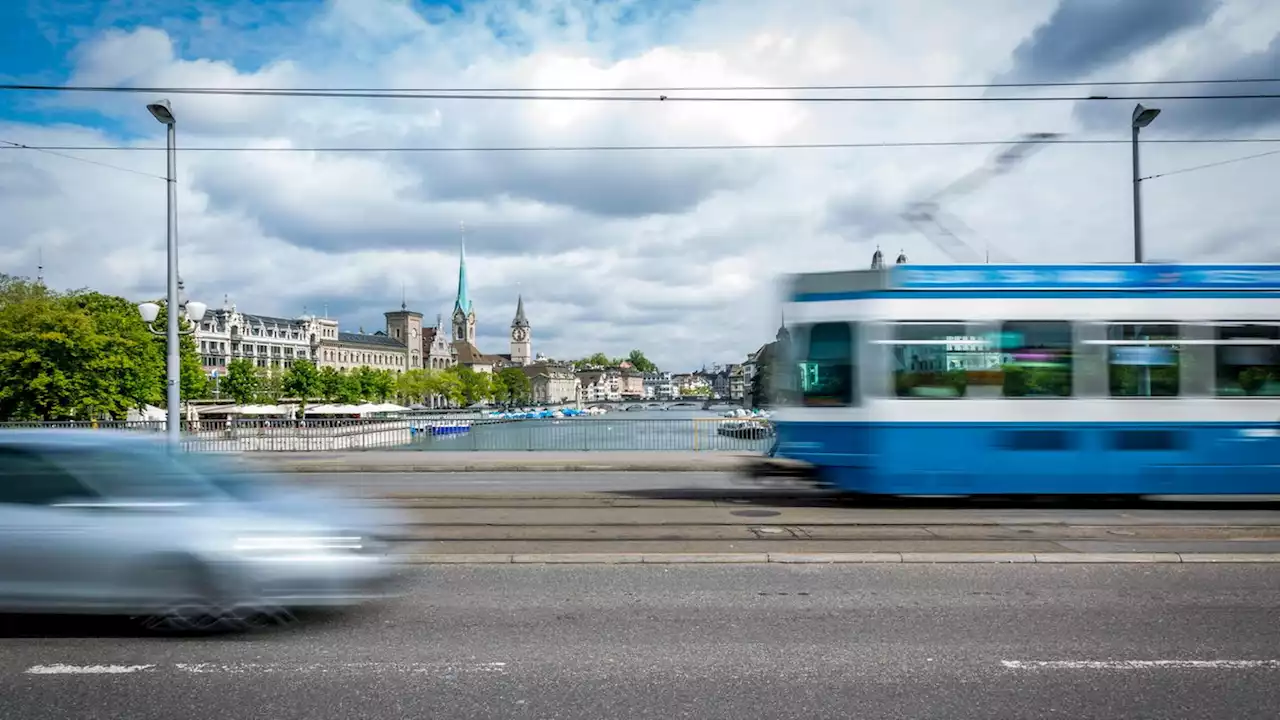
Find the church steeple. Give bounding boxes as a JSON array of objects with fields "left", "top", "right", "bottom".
[
  {"left": 512, "top": 294, "right": 529, "bottom": 328},
  {"left": 454, "top": 222, "right": 472, "bottom": 315},
  {"left": 452, "top": 222, "right": 477, "bottom": 345}
]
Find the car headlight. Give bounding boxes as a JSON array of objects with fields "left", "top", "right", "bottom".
[{"left": 233, "top": 536, "right": 365, "bottom": 553}]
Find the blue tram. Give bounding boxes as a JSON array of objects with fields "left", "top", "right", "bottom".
[{"left": 765, "top": 264, "right": 1280, "bottom": 495}]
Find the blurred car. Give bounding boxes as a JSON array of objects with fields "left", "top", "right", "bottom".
[{"left": 0, "top": 429, "right": 402, "bottom": 632}]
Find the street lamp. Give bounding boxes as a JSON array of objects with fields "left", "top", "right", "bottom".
[
  {"left": 138, "top": 98, "right": 203, "bottom": 446},
  {"left": 1131, "top": 103, "right": 1161, "bottom": 264}
]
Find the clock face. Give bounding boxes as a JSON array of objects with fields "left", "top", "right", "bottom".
[
  {"left": 513, "top": 327, "right": 528, "bottom": 342},
  {"left": 410, "top": 328, "right": 418, "bottom": 338}
]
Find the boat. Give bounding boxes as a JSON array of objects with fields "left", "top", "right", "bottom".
[{"left": 716, "top": 420, "right": 775, "bottom": 440}]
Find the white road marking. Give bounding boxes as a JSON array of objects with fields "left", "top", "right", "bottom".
[
  {"left": 25, "top": 665, "right": 156, "bottom": 675},
  {"left": 1002, "top": 660, "right": 1280, "bottom": 670},
  {"left": 23, "top": 662, "right": 507, "bottom": 676}
]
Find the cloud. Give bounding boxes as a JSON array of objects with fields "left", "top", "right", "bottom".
[
  {"left": 999, "top": 0, "right": 1221, "bottom": 82},
  {"left": 3, "top": 0, "right": 1280, "bottom": 371}
]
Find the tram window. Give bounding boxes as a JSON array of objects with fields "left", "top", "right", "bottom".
[
  {"left": 1107, "top": 323, "right": 1180, "bottom": 397},
  {"left": 1214, "top": 323, "right": 1280, "bottom": 397},
  {"left": 999, "top": 321, "right": 1073, "bottom": 398},
  {"left": 891, "top": 322, "right": 973, "bottom": 399},
  {"left": 798, "top": 322, "right": 855, "bottom": 407}
]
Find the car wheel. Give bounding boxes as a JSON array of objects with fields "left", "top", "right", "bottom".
[{"left": 134, "top": 559, "right": 293, "bottom": 635}]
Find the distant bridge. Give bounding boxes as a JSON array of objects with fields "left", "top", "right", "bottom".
[{"left": 584, "top": 400, "right": 744, "bottom": 412}]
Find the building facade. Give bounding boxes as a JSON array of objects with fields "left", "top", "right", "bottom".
[
  {"left": 642, "top": 372, "right": 679, "bottom": 400},
  {"left": 523, "top": 363, "right": 580, "bottom": 405}
]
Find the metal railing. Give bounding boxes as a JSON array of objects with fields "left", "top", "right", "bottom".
[{"left": 0, "top": 416, "right": 775, "bottom": 453}]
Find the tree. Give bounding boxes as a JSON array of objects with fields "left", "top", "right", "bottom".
[
  {"left": 334, "top": 370, "right": 363, "bottom": 404},
  {"left": 581, "top": 352, "right": 611, "bottom": 368},
  {"left": 0, "top": 277, "right": 204, "bottom": 420},
  {"left": 626, "top": 350, "right": 657, "bottom": 372},
  {"left": 222, "top": 359, "right": 259, "bottom": 405},
  {"left": 281, "top": 359, "right": 321, "bottom": 413},
  {"left": 496, "top": 367, "right": 532, "bottom": 406},
  {"left": 146, "top": 299, "right": 209, "bottom": 401},
  {"left": 396, "top": 368, "right": 431, "bottom": 405},
  {"left": 255, "top": 367, "right": 284, "bottom": 403},
  {"left": 444, "top": 365, "right": 491, "bottom": 406},
  {"left": 425, "top": 368, "right": 465, "bottom": 407},
  {"left": 317, "top": 366, "right": 343, "bottom": 402},
  {"left": 370, "top": 369, "right": 397, "bottom": 402}
]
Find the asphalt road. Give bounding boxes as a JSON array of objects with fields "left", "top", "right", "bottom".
[{"left": 2, "top": 565, "right": 1278, "bottom": 719}]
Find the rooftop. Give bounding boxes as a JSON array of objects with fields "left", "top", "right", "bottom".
[{"left": 338, "top": 331, "right": 406, "bottom": 349}]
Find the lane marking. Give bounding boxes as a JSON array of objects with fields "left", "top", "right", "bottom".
[
  {"left": 1002, "top": 660, "right": 1280, "bottom": 670},
  {"left": 25, "top": 665, "right": 156, "bottom": 675},
  {"left": 23, "top": 662, "right": 507, "bottom": 676}
]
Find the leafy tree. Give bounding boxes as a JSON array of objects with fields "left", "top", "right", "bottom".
[
  {"left": 396, "top": 368, "right": 431, "bottom": 405},
  {"left": 581, "top": 352, "right": 610, "bottom": 368},
  {"left": 626, "top": 349, "right": 657, "bottom": 372},
  {"left": 255, "top": 367, "right": 284, "bottom": 403},
  {"left": 445, "top": 364, "right": 491, "bottom": 406},
  {"left": 334, "top": 370, "right": 363, "bottom": 404},
  {"left": 0, "top": 277, "right": 208, "bottom": 420},
  {"left": 222, "top": 358, "right": 260, "bottom": 405},
  {"left": 496, "top": 367, "right": 532, "bottom": 405},
  {"left": 425, "top": 368, "right": 465, "bottom": 407},
  {"left": 317, "top": 365, "right": 343, "bottom": 402},
  {"left": 370, "top": 369, "right": 397, "bottom": 402},
  {"left": 146, "top": 299, "right": 209, "bottom": 401},
  {"left": 281, "top": 359, "right": 321, "bottom": 412},
  {"left": 349, "top": 366, "right": 395, "bottom": 402}
]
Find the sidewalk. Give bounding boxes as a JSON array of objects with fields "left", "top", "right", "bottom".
[{"left": 242, "top": 450, "right": 756, "bottom": 473}]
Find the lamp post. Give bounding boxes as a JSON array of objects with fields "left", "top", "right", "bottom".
[
  {"left": 1131, "top": 103, "right": 1161, "bottom": 264},
  {"left": 138, "top": 99, "right": 206, "bottom": 446}
]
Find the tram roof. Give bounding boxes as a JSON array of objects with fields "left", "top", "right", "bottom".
[{"left": 786, "top": 264, "right": 1280, "bottom": 302}]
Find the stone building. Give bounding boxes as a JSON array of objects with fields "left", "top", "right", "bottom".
[{"left": 522, "top": 363, "right": 580, "bottom": 405}]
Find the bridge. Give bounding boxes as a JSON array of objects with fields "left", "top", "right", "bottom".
[{"left": 583, "top": 400, "right": 746, "bottom": 412}]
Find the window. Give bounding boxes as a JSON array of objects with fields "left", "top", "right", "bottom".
[
  {"left": 1107, "top": 323, "right": 1180, "bottom": 397},
  {"left": 51, "top": 447, "right": 226, "bottom": 502},
  {"left": 0, "top": 448, "right": 97, "bottom": 505},
  {"left": 891, "top": 322, "right": 973, "bottom": 398},
  {"left": 1215, "top": 323, "right": 1280, "bottom": 397},
  {"left": 791, "top": 322, "right": 855, "bottom": 407},
  {"left": 998, "top": 321, "right": 1073, "bottom": 398}
]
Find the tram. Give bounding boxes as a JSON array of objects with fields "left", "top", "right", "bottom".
[{"left": 761, "top": 264, "right": 1280, "bottom": 495}]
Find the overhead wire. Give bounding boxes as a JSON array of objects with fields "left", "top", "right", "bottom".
[
  {"left": 0, "top": 139, "right": 167, "bottom": 180},
  {"left": 4, "top": 137, "right": 1280, "bottom": 154},
  {"left": 1, "top": 76, "right": 1279, "bottom": 93},
  {"left": 1140, "top": 148, "right": 1280, "bottom": 181},
  {"left": 1, "top": 83, "right": 1279, "bottom": 102}
]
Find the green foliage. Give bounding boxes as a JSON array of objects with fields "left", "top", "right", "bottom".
[
  {"left": 444, "top": 364, "right": 491, "bottom": 406},
  {"left": 495, "top": 367, "right": 532, "bottom": 405},
  {"left": 317, "top": 365, "right": 343, "bottom": 402},
  {"left": 222, "top": 358, "right": 260, "bottom": 405},
  {"left": 255, "top": 366, "right": 284, "bottom": 403},
  {"left": 626, "top": 349, "right": 657, "bottom": 372},
  {"left": 147, "top": 300, "right": 209, "bottom": 401},
  {"left": 395, "top": 368, "right": 431, "bottom": 404},
  {"left": 429, "top": 368, "right": 465, "bottom": 406},
  {"left": 333, "top": 370, "right": 363, "bottom": 404},
  {"left": 0, "top": 276, "right": 206, "bottom": 420},
  {"left": 281, "top": 359, "right": 321, "bottom": 411}
]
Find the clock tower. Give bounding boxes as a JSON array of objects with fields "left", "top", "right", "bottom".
[{"left": 509, "top": 294, "right": 532, "bottom": 366}]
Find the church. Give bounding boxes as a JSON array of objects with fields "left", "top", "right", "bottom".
[{"left": 419, "top": 238, "right": 533, "bottom": 375}]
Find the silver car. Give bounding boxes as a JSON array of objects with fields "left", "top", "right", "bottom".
[{"left": 0, "top": 430, "right": 401, "bottom": 632}]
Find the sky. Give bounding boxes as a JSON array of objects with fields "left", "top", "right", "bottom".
[{"left": 2, "top": 0, "right": 1279, "bottom": 371}]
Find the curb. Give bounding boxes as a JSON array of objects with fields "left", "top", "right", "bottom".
[{"left": 395, "top": 552, "right": 1280, "bottom": 565}]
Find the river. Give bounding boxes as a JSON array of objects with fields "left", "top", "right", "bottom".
[{"left": 406, "top": 409, "right": 773, "bottom": 452}]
